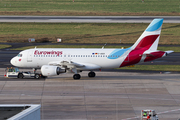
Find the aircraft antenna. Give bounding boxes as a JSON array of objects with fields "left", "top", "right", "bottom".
[{"left": 102, "top": 43, "right": 107, "bottom": 49}]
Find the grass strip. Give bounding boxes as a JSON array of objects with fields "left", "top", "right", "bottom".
[
  {"left": 0, "top": 23, "right": 180, "bottom": 45},
  {"left": 0, "top": 0, "right": 179, "bottom": 16},
  {"left": 119, "top": 65, "right": 180, "bottom": 72},
  {"left": 0, "top": 44, "right": 11, "bottom": 49}
]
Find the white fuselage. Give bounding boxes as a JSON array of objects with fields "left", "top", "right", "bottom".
[{"left": 11, "top": 48, "right": 131, "bottom": 70}]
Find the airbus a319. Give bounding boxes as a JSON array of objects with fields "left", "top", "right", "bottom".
[{"left": 11, "top": 19, "right": 173, "bottom": 79}]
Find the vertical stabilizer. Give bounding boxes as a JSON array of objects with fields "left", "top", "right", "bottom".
[{"left": 131, "top": 19, "right": 163, "bottom": 51}]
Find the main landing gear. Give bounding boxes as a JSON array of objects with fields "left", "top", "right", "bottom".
[
  {"left": 73, "top": 71, "right": 96, "bottom": 80},
  {"left": 73, "top": 74, "right": 81, "bottom": 80},
  {"left": 88, "top": 71, "right": 96, "bottom": 77}
]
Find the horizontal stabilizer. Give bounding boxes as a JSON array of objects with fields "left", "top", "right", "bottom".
[{"left": 165, "top": 50, "right": 174, "bottom": 54}]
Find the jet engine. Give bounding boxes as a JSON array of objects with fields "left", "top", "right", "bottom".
[{"left": 41, "top": 65, "right": 66, "bottom": 76}]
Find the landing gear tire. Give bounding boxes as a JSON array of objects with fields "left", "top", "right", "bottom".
[
  {"left": 88, "top": 71, "right": 96, "bottom": 77},
  {"left": 73, "top": 74, "right": 81, "bottom": 80},
  {"left": 18, "top": 73, "right": 24, "bottom": 79},
  {"left": 35, "top": 74, "right": 41, "bottom": 79}
]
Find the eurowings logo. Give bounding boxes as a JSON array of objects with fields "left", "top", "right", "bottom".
[{"left": 34, "top": 50, "right": 63, "bottom": 56}]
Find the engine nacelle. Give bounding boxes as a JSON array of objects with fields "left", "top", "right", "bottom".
[{"left": 41, "top": 65, "right": 66, "bottom": 76}]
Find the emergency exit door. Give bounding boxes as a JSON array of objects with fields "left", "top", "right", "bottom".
[{"left": 27, "top": 50, "right": 33, "bottom": 62}]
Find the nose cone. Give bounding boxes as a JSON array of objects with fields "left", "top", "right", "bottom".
[
  {"left": 10, "top": 57, "right": 16, "bottom": 66},
  {"left": 10, "top": 57, "right": 24, "bottom": 67}
]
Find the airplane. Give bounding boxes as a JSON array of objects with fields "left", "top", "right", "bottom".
[{"left": 10, "top": 18, "right": 173, "bottom": 79}]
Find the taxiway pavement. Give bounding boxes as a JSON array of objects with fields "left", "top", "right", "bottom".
[
  {"left": 0, "top": 69, "right": 180, "bottom": 120},
  {"left": 0, "top": 16, "right": 180, "bottom": 23}
]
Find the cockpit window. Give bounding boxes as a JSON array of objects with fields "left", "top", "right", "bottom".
[{"left": 17, "top": 54, "right": 22, "bottom": 57}]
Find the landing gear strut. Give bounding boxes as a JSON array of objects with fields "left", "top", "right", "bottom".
[
  {"left": 73, "top": 74, "right": 81, "bottom": 80},
  {"left": 88, "top": 71, "right": 96, "bottom": 77}
]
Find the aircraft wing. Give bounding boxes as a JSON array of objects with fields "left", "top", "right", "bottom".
[
  {"left": 48, "top": 60, "right": 85, "bottom": 67},
  {"left": 48, "top": 60, "right": 101, "bottom": 73}
]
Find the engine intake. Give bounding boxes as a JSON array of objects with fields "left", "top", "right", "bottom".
[{"left": 41, "top": 65, "right": 66, "bottom": 76}]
